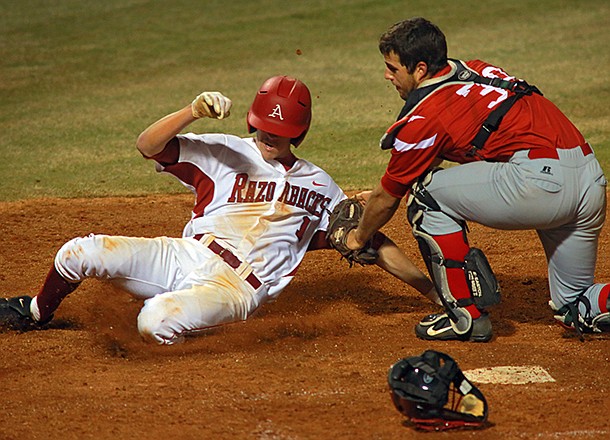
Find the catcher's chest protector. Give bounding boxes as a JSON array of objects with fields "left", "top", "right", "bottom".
[{"left": 380, "top": 59, "right": 541, "bottom": 155}]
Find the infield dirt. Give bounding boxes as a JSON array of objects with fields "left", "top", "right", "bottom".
[{"left": 0, "top": 194, "right": 608, "bottom": 439}]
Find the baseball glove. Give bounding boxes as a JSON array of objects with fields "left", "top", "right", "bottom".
[{"left": 327, "top": 197, "right": 378, "bottom": 267}]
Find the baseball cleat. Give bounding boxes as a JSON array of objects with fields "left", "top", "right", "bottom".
[
  {"left": 549, "top": 299, "right": 609, "bottom": 335},
  {"left": 591, "top": 313, "right": 610, "bottom": 332},
  {"left": 594, "top": 296, "right": 610, "bottom": 332},
  {"left": 415, "top": 312, "right": 492, "bottom": 342},
  {"left": 0, "top": 295, "right": 38, "bottom": 331}
]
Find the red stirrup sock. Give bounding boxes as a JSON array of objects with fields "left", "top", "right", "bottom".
[
  {"left": 433, "top": 231, "right": 481, "bottom": 319},
  {"left": 35, "top": 266, "right": 81, "bottom": 322}
]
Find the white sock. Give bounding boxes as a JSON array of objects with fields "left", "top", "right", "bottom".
[{"left": 30, "top": 296, "right": 41, "bottom": 322}]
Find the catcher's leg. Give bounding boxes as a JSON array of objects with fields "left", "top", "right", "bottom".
[
  {"left": 407, "top": 170, "right": 499, "bottom": 342},
  {"left": 540, "top": 226, "right": 610, "bottom": 335},
  {"left": 537, "top": 152, "right": 610, "bottom": 336}
]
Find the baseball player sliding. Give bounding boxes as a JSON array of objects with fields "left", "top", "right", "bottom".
[
  {"left": 345, "top": 18, "right": 610, "bottom": 341},
  {"left": 0, "top": 76, "right": 436, "bottom": 344}
]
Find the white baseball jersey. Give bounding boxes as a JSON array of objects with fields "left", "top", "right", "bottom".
[
  {"left": 53, "top": 133, "right": 345, "bottom": 344},
  {"left": 162, "top": 132, "right": 346, "bottom": 299}
]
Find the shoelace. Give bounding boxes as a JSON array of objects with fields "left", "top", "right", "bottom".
[{"left": 562, "top": 296, "right": 594, "bottom": 341}]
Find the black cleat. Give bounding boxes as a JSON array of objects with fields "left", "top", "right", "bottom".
[
  {"left": 550, "top": 298, "right": 610, "bottom": 336},
  {"left": 415, "top": 312, "right": 493, "bottom": 342},
  {"left": 591, "top": 313, "right": 610, "bottom": 332},
  {"left": 0, "top": 296, "right": 38, "bottom": 331}
]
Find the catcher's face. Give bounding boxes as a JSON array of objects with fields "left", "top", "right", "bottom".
[
  {"left": 255, "top": 130, "right": 292, "bottom": 161},
  {"left": 383, "top": 51, "right": 428, "bottom": 100}
]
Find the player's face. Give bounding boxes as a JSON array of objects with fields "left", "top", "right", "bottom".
[
  {"left": 255, "top": 130, "right": 292, "bottom": 161},
  {"left": 383, "top": 51, "right": 420, "bottom": 100}
]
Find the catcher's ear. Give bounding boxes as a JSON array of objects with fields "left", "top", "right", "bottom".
[{"left": 413, "top": 61, "right": 430, "bottom": 83}]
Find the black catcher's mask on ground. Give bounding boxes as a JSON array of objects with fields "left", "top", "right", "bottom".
[{"left": 387, "top": 350, "right": 489, "bottom": 431}]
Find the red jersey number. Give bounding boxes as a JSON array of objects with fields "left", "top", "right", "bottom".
[{"left": 295, "top": 216, "right": 311, "bottom": 242}]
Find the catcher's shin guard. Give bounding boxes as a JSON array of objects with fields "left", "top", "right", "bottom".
[
  {"left": 411, "top": 227, "right": 473, "bottom": 334},
  {"left": 407, "top": 171, "right": 500, "bottom": 335}
]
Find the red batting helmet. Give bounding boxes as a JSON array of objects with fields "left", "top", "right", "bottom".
[{"left": 247, "top": 75, "right": 312, "bottom": 147}]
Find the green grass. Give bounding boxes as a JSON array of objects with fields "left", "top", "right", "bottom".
[{"left": 1, "top": 0, "right": 609, "bottom": 200}]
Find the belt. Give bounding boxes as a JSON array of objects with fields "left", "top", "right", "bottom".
[
  {"left": 527, "top": 143, "right": 593, "bottom": 160},
  {"left": 205, "top": 238, "right": 262, "bottom": 290}
]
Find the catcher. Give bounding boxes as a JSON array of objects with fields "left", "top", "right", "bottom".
[
  {"left": 346, "top": 17, "right": 610, "bottom": 341},
  {"left": 0, "top": 75, "right": 437, "bottom": 344}
]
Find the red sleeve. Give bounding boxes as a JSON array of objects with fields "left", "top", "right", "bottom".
[
  {"left": 144, "top": 137, "right": 180, "bottom": 166},
  {"left": 307, "top": 230, "right": 331, "bottom": 251},
  {"left": 381, "top": 117, "right": 444, "bottom": 198},
  {"left": 381, "top": 174, "right": 410, "bottom": 199}
]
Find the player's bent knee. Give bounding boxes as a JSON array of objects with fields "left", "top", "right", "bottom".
[
  {"left": 54, "top": 235, "right": 104, "bottom": 283},
  {"left": 55, "top": 234, "right": 137, "bottom": 284},
  {"left": 137, "top": 295, "right": 185, "bottom": 345}
]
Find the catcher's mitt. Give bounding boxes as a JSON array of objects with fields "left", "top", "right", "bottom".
[{"left": 327, "top": 197, "right": 378, "bottom": 267}]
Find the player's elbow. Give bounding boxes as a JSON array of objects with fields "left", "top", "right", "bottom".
[{"left": 135, "top": 132, "right": 156, "bottom": 158}]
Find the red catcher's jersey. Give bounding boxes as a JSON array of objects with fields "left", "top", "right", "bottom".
[{"left": 381, "top": 60, "right": 587, "bottom": 198}]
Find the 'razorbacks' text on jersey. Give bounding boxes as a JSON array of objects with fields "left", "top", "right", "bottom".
[{"left": 152, "top": 133, "right": 345, "bottom": 298}]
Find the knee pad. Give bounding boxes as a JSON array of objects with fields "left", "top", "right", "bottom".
[
  {"left": 415, "top": 233, "right": 500, "bottom": 333},
  {"left": 406, "top": 168, "right": 442, "bottom": 228},
  {"left": 412, "top": 229, "right": 472, "bottom": 334},
  {"left": 462, "top": 248, "right": 501, "bottom": 309}
]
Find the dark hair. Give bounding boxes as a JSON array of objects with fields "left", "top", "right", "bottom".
[{"left": 379, "top": 17, "right": 448, "bottom": 75}]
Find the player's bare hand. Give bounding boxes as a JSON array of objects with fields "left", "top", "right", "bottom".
[
  {"left": 345, "top": 228, "right": 366, "bottom": 251},
  {"left": 191, "top": 92, "right": 232, "bottom": 120},
  {"left": 355, "top": 191, "right": 372, "bottom": 206}
]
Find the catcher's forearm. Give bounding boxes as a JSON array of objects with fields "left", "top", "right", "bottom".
[
  {"left": 352, "top": 184, "right": 401, "bottom": 247},
  {"left": 376, "top": 237, "right": 434, "bottom": 295},
  {"left": 376, "top": 237, "right": 441, "bottom": 304}
]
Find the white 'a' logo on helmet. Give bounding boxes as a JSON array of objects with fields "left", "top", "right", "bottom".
[{"left": 268, "top": 104, "right": 284, "bottom": 120}]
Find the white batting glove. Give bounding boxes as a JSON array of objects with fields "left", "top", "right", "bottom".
[{"left": 191, "top": 91, "right": 232, "bottom": 120}]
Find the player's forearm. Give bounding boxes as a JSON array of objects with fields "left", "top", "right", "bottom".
[
  {"left": 136, "top": 105, "right": 196, "bottom": 157},
  {"left": 376, "top": 237, "right": 433, "bottom": 295},
  {"left": 351, "top": 184, "right": 401, "bottom": 247}
]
